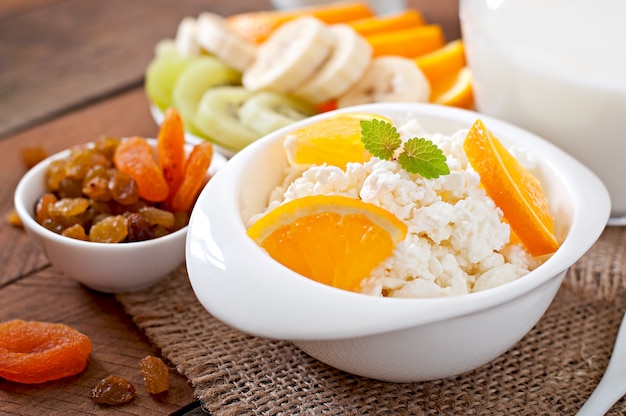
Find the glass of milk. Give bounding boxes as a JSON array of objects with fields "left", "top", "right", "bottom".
[{"left": 460, "top": 0, "right": 626, "bottom": 223}]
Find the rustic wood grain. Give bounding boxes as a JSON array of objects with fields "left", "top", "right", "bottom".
[
  {"left": 0, "top": 0, "right": 274, "bottom": 139},
  {"left": 0, "top": 272, "right": 194, "bottom": 415}
]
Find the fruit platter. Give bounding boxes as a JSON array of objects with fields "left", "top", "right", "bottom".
[{"left": 145, "top": 1, "right": 474, "bottom": 156}]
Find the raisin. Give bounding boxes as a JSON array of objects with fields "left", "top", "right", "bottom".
[
  {"left": 57, "top": 177, "right": 84, "bottom": 199},
  {"left": 139, "top": 355, "right": 169, "bottom": 394},
  {"left": 89, "top": 215, "right": 128, "bottom": 243},
  {"left": 109, "top": 170, "right": 139, "bottom": 205},
  {"left": 82, "top": 166, "right": 112, "bottom": 202},
  {"left": 93, "top": 136, "right": 121, "bottom": 160},
  {"left": 126, "top": 213, "right": 155, "bottom": 242},
  {"left": 138, "top": 207, "right": 175, "bottom": 229},
  {"left": 48, "top": 198, "right": 90, "bottom": 229},
  {"left": 35, "top": 193, "right": 58, "bottom": 224},
  {"left": 41, "top": 218, "right": 64, "bottom": 234},
  {"left": 173, "top": 211, "right": 189, "bottom": 231},
  {"left": 46, "top": 160, "right": 67, "bottom": 191},
  {"left": 21, "top": 146, "right": 48, "bottom": 169},
  {"left": 91, "top": 375, "right": 135, "bottom": 405},
  {"left": 5, "top": 209, "right": 22, "bottom": 227},
  {"left": 62, "top": 224, "right": 89, "bottom": 241}
]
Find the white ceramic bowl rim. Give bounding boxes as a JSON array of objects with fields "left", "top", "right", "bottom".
[{"left": 186, "top": 103, "right": 610, "bottom": 341}]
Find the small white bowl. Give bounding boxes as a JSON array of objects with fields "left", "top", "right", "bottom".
[
  {"left": 14, "top": 138, "right": 227, "bottom": 293},
  {"left": 186, "top": 103, "right": 610, "bottom": 382}
]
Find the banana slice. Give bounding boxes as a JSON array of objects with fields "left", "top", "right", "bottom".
[
  {"left": 295, "top": 24, "right": 372, "bottom": 105},
  {"left": 242, "top": 16, "right": 335, "bottom": 93},
  {"left": 193, "top": 86, "right": 258, "bottom": 152},
  {"left": 195, "top": 12, "right": 257, "bottom": 72},
  {"left": 175, "top": 16, "right": 201, "bottom": 57},
  {"left": 336, "top": 56, "right": 431, "bottom": 108},
  {"left": 239, "top": 92, "right": 315, "bottom": 136}
]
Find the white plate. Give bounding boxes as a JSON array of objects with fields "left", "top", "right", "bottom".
[{"left": 149, "top": 104, "right": 236, "bottom": 159}]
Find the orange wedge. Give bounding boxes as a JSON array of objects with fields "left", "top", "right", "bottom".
[
  {"left": 415, "top": 39, "right": 466, "bottom": 85},
  {"left": 430, "top": 67, "right": 475, "bottom": 109},
  {"left": 347, "top": 9, "right": 425, "bottom": 37},
  {"left": 283, "top": 113, "right": 390, "bottom": 169},
  {"left": 227, "top": 2, "right": 374, "bottom": 44},
  {"left": 463, "top": 119, "right": 560, "bottom": 256},
  {"left": 247, "top": 195, "right": 408, "bottom": 291},
  {"left": 366, "top": 24, "right": 445, "bottom": 58}
]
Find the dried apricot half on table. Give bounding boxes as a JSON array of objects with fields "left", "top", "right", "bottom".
[{"left": 0, "top": 319, "right": 92, "bottom": 384}]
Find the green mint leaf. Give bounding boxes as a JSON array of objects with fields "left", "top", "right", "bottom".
[
  {"left": 397, "top": 137, "right": 451, "bottom": 179},
  {"left": 360, "top": 119, "right": 401, "bottom": 160}
]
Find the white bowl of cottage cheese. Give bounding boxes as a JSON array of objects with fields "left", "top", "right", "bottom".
[{"left": 186, "top": 102, "right": 610, "bottom": 382}]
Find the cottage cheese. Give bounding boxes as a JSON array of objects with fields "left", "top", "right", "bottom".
[{"left": 251, "top": 118, "right": 541, "bottom": 298}]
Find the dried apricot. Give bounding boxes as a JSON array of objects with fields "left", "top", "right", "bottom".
[
  {"left": 91, "top": 375, "right": 136, "bottom": 405},
  {"left": 170, "top": 141, "right": 214, "bottom": 212},
  {"left": 0, "top": 319, "right": 92, "bottom": 384},
  {"left": 157, "top": 108, "right": 186, "bottom": 201},
  {"left": 139, "top": 355, "right": 169, "bottom": 394},
  {"left": 113, "top": 136, "right": 170, "bottom": 202}
]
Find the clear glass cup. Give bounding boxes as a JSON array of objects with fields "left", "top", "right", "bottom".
[{"left": 460, "top": 0, "right": 626, "bottom": 223}]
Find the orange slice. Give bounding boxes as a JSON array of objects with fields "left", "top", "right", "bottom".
[
  {"left": 463, "top": 119, "right": 560, "bottom": 256},
  {"left": 227, "top": 2, "right": 374, "bottom": 44},
  {"left": 347, "top": 9, "right": 425, "bottom": 37},
  {"left": 366, "top": 24, "right": 445, "bottom": 58},
  {"left": 283, "top": 113, "right": 391, "bottom": 169},
  {"left": 247, "top": 195, "right": 408, "bottom": 292},
  {"left": 415, "top": 39, "right": 466, "bottom": 85},
  {"left": 430, "top": 67, "right": 475, "bottom": 109}
]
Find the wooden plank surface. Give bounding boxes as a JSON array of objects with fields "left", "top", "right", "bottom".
[
  {"left": 0, "top": 0, "right": 274, "bottom": 139},
  {"left": 0, "top": 0, "right": 460, "bottom": 139},
  {"left": 0, "top": 88, "right": 196, "bottom": 415},
  {"left": 0, "top": 271, "right": 194, "bottom": 415}
]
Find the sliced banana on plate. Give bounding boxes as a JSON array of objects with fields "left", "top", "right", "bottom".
[
  {"left": 242, "top": 16, "right": 335, "bottom": 93},
  {"left": 337, "top": 56, "right": 431, "bottom": 107},
  {"left": 195, "top": 12, "right": 257, "bottom": 72},
  {"left": 294, "top": 24, "right": 372, "bottom": 105},
  {"left": 175, "top": 16, "right": 201, "bottom": 57}
]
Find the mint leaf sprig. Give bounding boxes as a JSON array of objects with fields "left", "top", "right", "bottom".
[{"left": 360, "top": 118, "right": 450, "bottom": 179}]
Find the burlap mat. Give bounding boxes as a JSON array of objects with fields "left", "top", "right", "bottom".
[{"left": 117, "top": 226, "right": 626, "bottom": 415}]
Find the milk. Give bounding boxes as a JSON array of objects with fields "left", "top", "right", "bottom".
[{"left": 460, "top": 0, "right": 626, "bottom": 220}]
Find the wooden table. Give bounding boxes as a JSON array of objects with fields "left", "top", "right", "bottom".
[{"left": 0, "top": 1, "right": 460, "bottom": 414}]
